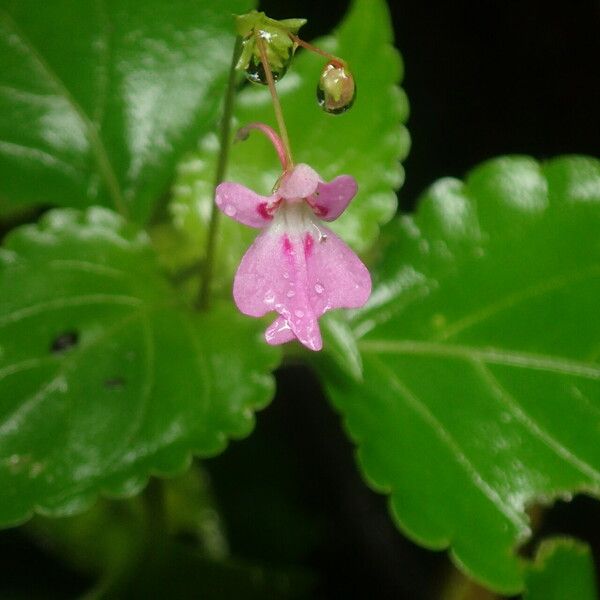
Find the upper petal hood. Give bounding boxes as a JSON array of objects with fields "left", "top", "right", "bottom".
[{"left": 277, "top": 163, "right": 320, "bottom": 200}]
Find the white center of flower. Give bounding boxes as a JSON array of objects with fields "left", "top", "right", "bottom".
[{"left": 270, "top": 201, "right": 316, "bottom": 235}]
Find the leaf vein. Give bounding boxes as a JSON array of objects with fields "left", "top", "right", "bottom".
[
  {"left": 474, "top": 361, "right": 600, "bottom": 484},
  {"left": 359, "top": 340, "right": 600, "bottom": 380},
  {"left": 370, "top": 356, "right": 528, "bottom": 531},
  {"left": 436, "top": 265, "right": 600, "bottom": 341},
  {"left": 0, "top": 294, "right": 143, "bottom": 328},
  {"left": 0, "top": 139, "right": 83, "bottom": 179}
]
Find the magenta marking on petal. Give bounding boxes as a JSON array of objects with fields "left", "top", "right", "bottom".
[
  {"left": 313, "top": 204, "right": 329, "bottom": 217},
  {"left": 303, "top": 233, "right": 314, "bottom": 257},
  {"left": 256, "top": 203, "right": 273, "bottom": 221},
  {"left": 282, "top": 235, "right": 293, "bottom": 256}
]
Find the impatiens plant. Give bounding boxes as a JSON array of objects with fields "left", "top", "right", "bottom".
[{"left": 0, "top": 0, "right": 598, "bottom": 597}]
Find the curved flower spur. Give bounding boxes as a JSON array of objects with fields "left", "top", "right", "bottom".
[{"left": 215, "top": 123, "right": 371, "bottom": 351}]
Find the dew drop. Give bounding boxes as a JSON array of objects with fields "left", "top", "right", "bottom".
[
  {"left": 286, "top": 290, "right": 295, "bottom": 298},
  {"left": 245, "top": 52, "right": 290, "bottom": 85},
  {"left": 294, "top": 310, "right": 304, "bottom": 318},
  {"left": 317, "top": 62, "right": 356, "bottom": 114},
  {"left": 314, "top": 283, "right": 324, "bottom": 294},
  {"left": 224, "top": 204, "right": 237, "bottom": 217}
]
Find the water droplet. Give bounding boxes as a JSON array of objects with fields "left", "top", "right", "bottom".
[
  {"left": 283, "top": 272, "right": 289, "bottom": 279},
  {"left": 317, "top": 62, "right": 356, "bottom": 114},
  {"left": 224, "top": 204, "right": 237, "bottom": 217},
  {"left": 294, "top": 310, "right": 304, "bottom": 318},
  {"left": 245, "top": 52, "right": 290, "bottom": 85},
  {"left": 286, "top": 290, "right": 295, "bottom": 298},
  {"left": 314, "top": 283, "right": 324, "bottom": 294}
]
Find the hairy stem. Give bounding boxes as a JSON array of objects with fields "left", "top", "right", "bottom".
[
  {"left": 255, "top": 34, "right": 294, "bottom": 167},
  {"left": 197, "top": 36, "right": 242, "bottom": 310}
]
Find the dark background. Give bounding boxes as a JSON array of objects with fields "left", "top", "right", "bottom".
[{"left": 2, "top": 1, "right": 600, "bottom": 598}]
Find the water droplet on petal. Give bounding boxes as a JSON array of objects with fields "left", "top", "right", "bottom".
[
  {"left": 286, "top": 290, "right": 295, "bottom": 298},
  {"left": 317, "top": 62, "right": 356, "bottom": 114},
  {"left": 314, "top": 283, "right": 324, "bottom": 294},
  {"left": 294, "top": 310, "right": 304, "bottom": 318},
  {"left": 224, "top": 204, "right": 237, "bottom": 217}
]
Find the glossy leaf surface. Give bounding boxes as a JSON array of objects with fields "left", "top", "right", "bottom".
[
  {"left": 318, "top": 156, "right": 600, "bottom": 593},
  {"left": 0, "top": 208, "right": 279, "bottom": 527},
  {"left": 524, "top": 538, "right": 598, "bottom": 600},
  {"left": 171, "top": 0, "right": 409, "bottom": 288},
  {"left": 0, "top": 0, "right": 253, "bottom": 221}
]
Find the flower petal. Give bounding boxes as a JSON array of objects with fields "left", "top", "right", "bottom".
[
  {"left": 309, "top": 175, "right": 358, "bottom": 221},
  {"left": 233, "top": 229, "right": 322, "bottom": 351},
  {"left": 233, "top": 214, "right": 371, "bottom": 351},
  {"left": 304, "top": 226, "right": 371, "bottom": 315},
  {"left": 278, "top": 163, "right": 320, "bottom": 200},
  {"left": 215, "top": 182, "right": 278, "bottom": 228}
]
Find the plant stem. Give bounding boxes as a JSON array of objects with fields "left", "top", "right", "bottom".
[
  {"left": 288, "top": 33, "right": 346, "bottom": 67},
  {"left": 255, "top": 34, "right": 294, "bottom": 167},
  {"left": 197, "top": 36, "right": 242, "bottom": 310}
]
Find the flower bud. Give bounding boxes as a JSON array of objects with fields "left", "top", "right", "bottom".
[
  {"left": 235, "top": 11, "right": 306, "bottom": 85},
  {"left": 316, "top": 62, "right": 356, "bottom": 114}
]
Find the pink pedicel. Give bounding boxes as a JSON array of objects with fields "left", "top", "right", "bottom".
[{"left": 215, "top": 123, "right": 371, "bottom": 351}]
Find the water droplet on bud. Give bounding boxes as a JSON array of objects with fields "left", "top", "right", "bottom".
[
  {"left": 317, "top": 62, "right": 356, "bottom": 114},
  {"left": 245, "top": 52, "right": 290, "bottom": 85}
]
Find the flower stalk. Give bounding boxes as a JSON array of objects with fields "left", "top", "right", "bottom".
[
  {"left": 255, "top": 33, "right": 294, "bottom": 168},
  {"left": 197, "top": 35, "right": 243, "bottom": 310},
  {"left": 287, "top": 32, "right": 346, "bottom": 68}
]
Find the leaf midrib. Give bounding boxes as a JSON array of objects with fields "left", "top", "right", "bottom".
[
  {"left": 0, "top": 8, "right": 126, "bottom": 215},
  {"left": 358, "top": 339, "right": 600, "bottom": 380}
]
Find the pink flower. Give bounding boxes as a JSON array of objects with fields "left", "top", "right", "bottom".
[{"left": 215, "top": 123, "right": 371, "bottom": 351}]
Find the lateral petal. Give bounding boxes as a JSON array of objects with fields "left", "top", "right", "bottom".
[
  {"left": 309, "top": 175, "right": 358, "bottom": 221},
  {"left": 215, "top": 182, "right": 278, "bottom": 228}
]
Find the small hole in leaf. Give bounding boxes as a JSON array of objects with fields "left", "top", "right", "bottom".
[
  {"left": 104, "top": 376, "right": 125, "bottom": 390},
  {"left": 50, "top": 331, "right": 79, "bottom": 354}
]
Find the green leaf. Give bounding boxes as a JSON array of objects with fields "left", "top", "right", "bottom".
[
  {"left": 524, "top": 538, "right": 598, "bottom": 600},
  {"left": 317, "top": 155, "right": 600, "bottom": 593},
  {"left": 27, "top": 468, "right": 228, "bottom": 579},
  {"left": 171, "top": 0, "right": 409, "bottom": 287},
  {"left": 0, "top": 0, "right": 254, "bottom": 221},
  {"left": 0, "top": 207, "right": 279, "bottom": 527}
]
